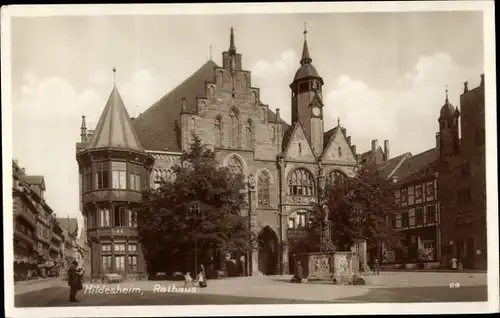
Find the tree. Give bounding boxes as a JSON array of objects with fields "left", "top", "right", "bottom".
[
  {"left": 313, "top": 162, "right": 405, "bottom": 255},
  {"left": 136, "top": 135, "right": 255, "bottom": 274}
]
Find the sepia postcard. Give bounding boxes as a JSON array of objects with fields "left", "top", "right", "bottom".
[{"left": 2, "top": 2, "right": 498, "bottom": 317}]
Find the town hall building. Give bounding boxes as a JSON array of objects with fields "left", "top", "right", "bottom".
[{"left": 76, "top": 28, "right": 389, "bottom": 281}]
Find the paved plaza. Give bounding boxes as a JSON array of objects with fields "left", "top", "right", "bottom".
[{"left": 14, "top": 271, "right": 488, "bottom": 306}]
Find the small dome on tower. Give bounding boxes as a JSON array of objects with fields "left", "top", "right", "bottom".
[{"left": 439, "top": 87, "right": 455, "bottom": 119}]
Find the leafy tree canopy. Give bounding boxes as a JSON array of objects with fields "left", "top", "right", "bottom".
[
  {"left": 313, "top": 162, "right": 405, "bottom": 252},
  {"left": 136, "top": 135, "right": 255, "bottom": 272}
]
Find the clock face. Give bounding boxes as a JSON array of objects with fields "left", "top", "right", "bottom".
[{"left": 312, "top": 107, "right": 321, "bottom": 116}]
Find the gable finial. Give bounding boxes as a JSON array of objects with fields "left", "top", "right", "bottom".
[
  {"left": 445, "top": 84, "right": 449, "bottom": 103},
  {"left": 209, "top": 44, "right": 212, "bottom": 60},
  {"left": 303, "top": 21, "right": 307, "bottom": 41},
  {"left": 337, "top": 117, "right": 340, "bottom": 127},
  {"left": 113, "top": 67, "right": 116, "bottom": 87}
]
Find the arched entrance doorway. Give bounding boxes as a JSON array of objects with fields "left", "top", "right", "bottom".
[
  {"left": 258, "top": 226, "right": 278, "bottom": 275},
  {"left": 288, "top": 241, "right": 310, "bottom": 275}
]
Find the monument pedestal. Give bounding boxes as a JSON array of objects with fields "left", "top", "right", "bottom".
[{"left": 301, "top": 251, "right": 360, "bottom": 284}]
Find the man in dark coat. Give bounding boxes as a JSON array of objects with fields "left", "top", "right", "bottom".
[{"left": 68, "top": 261, "right": 82, "bottom": 302}]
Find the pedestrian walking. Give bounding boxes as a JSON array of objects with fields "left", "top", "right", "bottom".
[
  {"left": 68, "top": 261, "right": 83, "bottom": 302},
  {"left": 373, "top": 258, "right": 380, "bottom": 275},
  {"left": 197, "top": 264, "right": 207, "bottom": 288}
]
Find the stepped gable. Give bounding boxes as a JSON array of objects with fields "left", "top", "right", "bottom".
[{"left": 86, "top": 87, "right": 144, "bottom": 152}]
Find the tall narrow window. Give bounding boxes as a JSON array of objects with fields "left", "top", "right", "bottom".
[
  {"left": 214, "top": 116, "right": 222, "bottom": 147},
  {"left": 101, "top": 244, "right": 112, "bottom": 273},
  {"left": 128, "top": 243, "right": 138, "bottom": 272},
  {"left": 289, "top": 210, "right": 308, "bottom": 228},
  {"left": 99, "top": 208, "right": 110, "bottom": 227},
  {"left": 230, "top": 111, "right": 239, "bottom": 148},
  {"left": 128, "top": 164, "right": 142, "bottom": 191},
  {"left": 113, "top": 206, "right": 126, "bottom": 227},
  {"left": 298, "top": 143, "right": 302, "bottom": 155},
  {"left": 258, "top": 171, "right": 271, "bottom": 206},
  {"left": 127, "top": 209, "right": 137, "bottom": 227},
  {"left": 245, "top": 119, "right": 253, "bottom": 149},
  {"left": 338, "top": 146, "right": 342, "bottom": 157},
  {"left": 270, "top": 126, "right": 276, "bottom": 143},
  {"left": 115, "top": 255, "right": 125, "bottom": 272},
  {"left": 94, "top": 162, "right": 109, "bottom": 189},
  {"left": 111, "top": 162, "right": 127, "bottom": 189}
]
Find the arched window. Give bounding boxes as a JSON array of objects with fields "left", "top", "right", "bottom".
[
  {"left": 258, "top": 171, "right": 271, "bottom": 207},
  {"left": 153, "top": 169, "right": 161, "bottom": 189},
  {"left": 325, "top": 170, "right": 348, "bottom": 186},
  {"left": 338, "top": 146, "right": 342, "bottom": 157},
  {"left": 245, "top": 119, "right": 253, "bottom": 149},
  {"left": 214, "top": 116, "right": 222, "bottom": 147},
  {"left": 230, "top": 111, "right": 239, "bottom": 148},
  {"left": 298, "top": 143, "right": 302, "bottom": 155},
  {"left": 288, "top": 168, "right": 315, "bottom": 196},
  {"left": 227, "top": 156, "right": 243, "bottom": 176},
  {"left": 164, "top": 169, "right": 174, "bottom": 183},
  {"left": 270, "top": 126, "right": 276, "bottom": 143},
  {"left": 288, "top": 209, "right": 309, "bottom": 229}
]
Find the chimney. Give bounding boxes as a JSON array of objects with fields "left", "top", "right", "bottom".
[
  {"left": 480, "top": 73, "right": 484, "bottom": 86},
  {"left": 275, "top": 108, "right": 281, "bottom": 121},
  {"left": 346, "top": 136, "right": 351, "bottom": 146},
  {"left": 435, "top": 132, "right": 440, "bottom": 149},
  {"left": 351, "top": 145, "right": 356, "bottom": 156},
  {"left": 371, "top": 139, "right": 378, "bottom": 153},
  {"left": 341, "top": 128, "right": 347, "bottom": 136},
  {"left": 181, "top": 97, "right": 187, "bottom": 113},
  {"left": 21, "top": 168, "right": 26, "bottom": 174},
  {"left": 384, "top": 140, "right": 390, "bottom": 161},
  {"left": 464, "top": 81, "right": 469, "bottom": 93}
]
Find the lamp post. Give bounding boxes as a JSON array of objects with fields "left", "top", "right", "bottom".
[
  {"left": 189, "top": 202, "right": 203, "bottom": 275},
  {"left": 246, "top": 175, "right": 255, "bottom": 276}
]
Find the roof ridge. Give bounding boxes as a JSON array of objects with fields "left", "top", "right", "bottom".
[{"left": 136, "top": 60, "right": 218, "bottom": 120}]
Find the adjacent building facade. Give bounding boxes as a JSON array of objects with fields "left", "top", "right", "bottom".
[
  {"left": 76, "top": 28, "right": 392, "bottom": 279},
  {"left": 12, "top": 160, "right": 64, "bottom": 280},
  {"left": 377, "top": 76, "right": 486, "bottom": 270},
  {"left": 438, "top": 76, "right": 486, "bottom": 270}
]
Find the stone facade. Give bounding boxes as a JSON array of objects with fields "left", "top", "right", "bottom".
[
  {"left": 127, "top": 29, "right": 387, "bottom": 276},
  {"left": 438, "top": 76, "right": 486, "bottom": 270}
]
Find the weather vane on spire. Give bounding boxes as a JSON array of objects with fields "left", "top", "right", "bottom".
[
  {"left": 113, "top": 67, "right": 117, "bottom": 87},
  {"left": 337, "top": 117, "right": 341, "bottom": 127},
  {"left": 445, "top": 84, "right": 449, "bottom": 102},
  {"left": 303, "top": 21, "right": 308, "bottom": 40}
]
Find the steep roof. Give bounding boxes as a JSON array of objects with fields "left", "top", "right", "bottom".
[
  {"left": 132, "top": 60, "right": 218, "bottom": 152},
  {"left": 377, "top": 152, "right": 412, "bottom": 179},
  {"left": 392, "top": 147, "right": 439, "bottom": 182},
  {"left": 57, "top": 217, "right": 78, "bottom": 236},
  {"left": 87, "top": 87, "right": 144, "bottom": 152}
]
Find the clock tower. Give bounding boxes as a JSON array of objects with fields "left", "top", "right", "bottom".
[{"left": 290, "top": 26, "right": 324, "bottom": 156}]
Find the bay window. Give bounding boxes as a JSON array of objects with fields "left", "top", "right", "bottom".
[{"left": 111, "top": 162, "right": 127, "bottom": 189}]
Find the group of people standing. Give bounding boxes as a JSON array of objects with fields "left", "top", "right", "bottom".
[{"left": 184, "top": 264, "right": 208, "bottom": 288}]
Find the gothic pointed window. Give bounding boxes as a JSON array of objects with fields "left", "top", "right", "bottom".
[
  {"left": 258, "top": 170, "right": 271, "bottom": 207},
  {"left": 298, "top": 143, "right": 302, "bottom": 155},
  {"left": 270, "top": 126, "right": 276, "bottom": 143},
  {"left": 214, "top": 116, "right": 222, "bottom": 147},
  {"left": 326, "top": 170, "right": 348, "bottom": 187},
  {"left": 230, "top": 111, "right": 239, "bottom": 148},
  {"left": 245, "top": 119, "right": 253, "bottom": 149},
  {"left": 288, "top": 168, "right": 315, "bottom": 197},
  {"left": 227, "top": 156, "right": 243, "bottom": 176}
]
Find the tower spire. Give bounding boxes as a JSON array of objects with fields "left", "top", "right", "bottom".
[
  {"left": 300, "top": 22, "right": 312, "bottom": 65},
  {"left": 229, "top": 27, "right": 236, "bottom": 54},
  {"left": 209, "top": 44, "right": 212, "bottom": 60},
  {"left": 445, "top": 84, "right": 449, "bottom": 103},
  {"left": 113, "top": 67, "right": 116, "bottom": 87}
]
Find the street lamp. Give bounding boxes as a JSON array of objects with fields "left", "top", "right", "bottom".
[
  {"left": 246, "top": 175, "right": 255, "bottom": 276},
  {"left": 188, "top": 202, "right": 203, "bottom": 275}
]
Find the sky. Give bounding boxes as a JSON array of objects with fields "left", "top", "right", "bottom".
[{"left": 10, "top": 11, "right": 484, "bottom": 233}]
